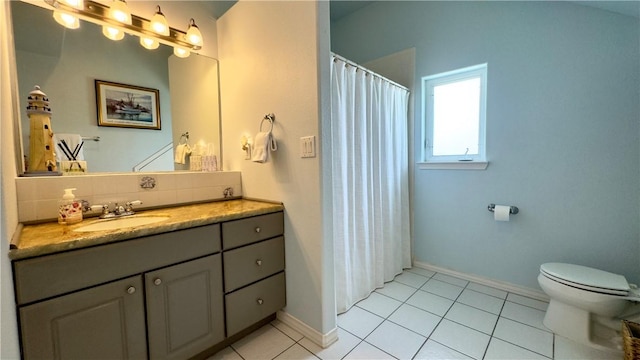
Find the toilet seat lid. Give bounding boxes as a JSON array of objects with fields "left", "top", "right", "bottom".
[{"left": 540, "top": 263, "right": 630, "bottom": 296}]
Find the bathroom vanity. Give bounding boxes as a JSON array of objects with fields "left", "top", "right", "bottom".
[{"left": 10, "top": 199, "right": 285, "bottom": 360}]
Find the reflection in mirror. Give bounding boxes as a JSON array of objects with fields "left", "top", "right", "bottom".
[{"left": 11, "top": 1, "right": 221, "bottom": 173}]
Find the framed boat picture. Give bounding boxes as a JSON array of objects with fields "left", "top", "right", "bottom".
[{"left": 95, "top": 80, "right": 161, "bottom": 130}]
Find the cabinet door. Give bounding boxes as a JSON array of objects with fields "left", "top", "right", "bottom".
[
  {"left": 145, "top": 254, "right": 224, "bottom": 360},
  {"left": 19, "top": 276, "right": 147, "bottom": 360}
]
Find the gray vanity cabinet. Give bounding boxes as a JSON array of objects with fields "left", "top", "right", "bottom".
[
  {"left": 14, "top": 224, "right": 222, "bottom": 360},
  {"left": 13, "top": 210, "right": 286, "bottom": 360},
  {"left": 222, "top": 212, "right": 286, "bottom": 336},
  {"left": 145, "top": 254, "right": 224, "bottom": 360},
  {"left": 19, "top": 276, "right": 147, "bottom": 359}
]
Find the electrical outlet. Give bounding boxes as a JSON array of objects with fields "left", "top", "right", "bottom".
[{"left": 300, "top": 136, "right": 316, "bottom": 158}]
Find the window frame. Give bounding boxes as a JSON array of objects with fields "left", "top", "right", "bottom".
[{"left": 421, "top": 63, "right": 488, "bottom": 170}]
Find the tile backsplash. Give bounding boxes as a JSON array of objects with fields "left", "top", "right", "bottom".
[{"left": 16, "top": 171, "right": 242, "bottom": 223}]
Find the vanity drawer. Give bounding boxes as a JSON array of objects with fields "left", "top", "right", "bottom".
[
  {"left": 222, "top": 212, "right": 284, "bottom": 250},
  {"left": 14, "top": 224, "right": 221, "bottom": 305},
  {"left": 223, "top": 237, "right": 285, "bottom": 292},
  {"left": 225, "top": 272, "right": 286, "bottom": 336}
]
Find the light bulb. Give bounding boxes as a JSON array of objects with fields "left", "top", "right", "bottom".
[
  {"left": 51, "top": 0, "right": 83, "bottom": 29},
  {"left": 64, "top": 0, "right": 83, "bottom": 8},
  {"left": 186, "top": 18, "right": 203, "bottom": 47},
  {"left": 109, "top": 0, "right": 131, "bottom": 25},
  {"left": 140, "top": 37, "right": 159, "bottom": 50},
  {"left": 53, "top": 11, "right": 80, "bottom": 29},
  {"left": 173, "top": 47, "right": 190, "bottom": 58},
  {"left": 102, "top": 26, "right": 124, "bottom": 41},
  {"left": 150, "top": 6, "right": 170, "bottom": 36}
]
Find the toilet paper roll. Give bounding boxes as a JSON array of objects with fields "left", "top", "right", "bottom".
[{"left": 494, "top": 205, "right": 511, "bottom": 221}]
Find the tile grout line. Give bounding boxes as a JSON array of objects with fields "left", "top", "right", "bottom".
[
  {"left": 480, "top": 291, "right": 508, "bottom": 359},
  {"left": 431, "top": 275, "right": 488, "bottom": 359},
  {"left": 349, "top": 271, "right": 435, "bottom": 359},
  {"left": 260, "top": 269, "right": 552, "bottom": 360}
]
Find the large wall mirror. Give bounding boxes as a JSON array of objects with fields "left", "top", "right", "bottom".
[{"left": 11, "top": 1, "right": 221, "bottom": 174}]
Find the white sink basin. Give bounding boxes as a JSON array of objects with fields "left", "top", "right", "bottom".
[{"left": 74, "top": 216, "right": 170, "bottom": 232}]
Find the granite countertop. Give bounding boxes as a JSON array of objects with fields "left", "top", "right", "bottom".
[{"left": 10, "top": 199, "right": 284, "bottom": 260}]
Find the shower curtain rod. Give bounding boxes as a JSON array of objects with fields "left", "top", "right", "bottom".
[{"left": 331, "top": 53, "right": 410, "bottom": 92}]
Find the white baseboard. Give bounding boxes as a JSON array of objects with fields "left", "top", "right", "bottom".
[
  {"left": 277, "top": 311, "right": 338, "bottom": 348},
  {"left": 412, "top": 261, "right": 549, "bottom": 302}
]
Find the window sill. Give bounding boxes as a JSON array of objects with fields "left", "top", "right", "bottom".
[{"left": 418, "top": 161, "right": 489, "bottom": 170}]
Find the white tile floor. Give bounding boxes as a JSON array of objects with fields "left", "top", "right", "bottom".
[{"left": 209, "top": 268, "right": 621, "bottom": 360}]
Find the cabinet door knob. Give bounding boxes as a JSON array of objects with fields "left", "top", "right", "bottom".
[
  {"left": 257, "top": 298, "right": 264, "bottom": 305},
  {"left": 153, "top": 278, "right": 162, "bottom": 286},
  {"left": 255, "top": 227, "right": 261, "bottom": 233},
  {"left": 256, "top": 259, "right": 263, "bottom": 266},
  {"left": 127, "top": 286, "right": 136, "bottom": 294}
]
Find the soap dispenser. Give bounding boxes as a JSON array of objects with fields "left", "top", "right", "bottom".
[{"left": 58, "top": 188, "right": 82, "bottom": 225}]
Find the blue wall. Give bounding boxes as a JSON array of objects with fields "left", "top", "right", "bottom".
[{"left": 331, "top": 1, "right": 640, "bottom": 289}]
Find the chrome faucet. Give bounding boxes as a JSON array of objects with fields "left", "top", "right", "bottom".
[{"left": 84, "top": 200, "right": 143, "bottom": 219}]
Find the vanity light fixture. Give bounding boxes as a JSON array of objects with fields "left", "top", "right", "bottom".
[
  {"left": 52, "top": 0, "right": 83, "bottom": 29},
  {"left": 173, "top": 47, "right": 190, "bottom": 58},
  {"left": 53, "top": 11, "right": 80, "bottom": 29},
  {"left": 101, "top": 0, "right": 130, "bottom": 41},
  {"left": 185, "top": 18, "right": 203, "bottom": 47},
  {"left": 44, "top": 0, "right": 204, "bottom": 55},
  {"left": 139, "top": 36, "right": 159, "bottom": 50},
  {"left": 107, "top": 0, "right": 131, "bottom": 24},
  {"left": 150, "top": 6, "right": 170, "bottom": 36},
  {"left": 102, "top": 25, "right": 124, "bottom": 40}
]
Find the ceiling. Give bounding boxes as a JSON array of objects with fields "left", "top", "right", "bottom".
[
  {"left": 328, "top": 1, "right": 640, "bottom": 22},
  {"left": 202, "top": 0, "right": 639, "bottom": 22},
  {"left": 330, "top": 1, "right": 374, "bottom": 21},
  {"left": 201, "top": 1, "right": 237, "bottom": 20}
]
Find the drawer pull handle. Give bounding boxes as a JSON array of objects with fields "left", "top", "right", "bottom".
[
  {"left": 127, "top": 286, "right": 136, "bottom": 295},
  {"left": 256, "top": 259, "right": 263, "bottom": 266},
  {"left": 153, "top": 278, "right": 162, "bottom": 286},
  {"left": 255, "top": 227, "right": 261, "bottom": 233},
  {"left": 257, "top": 298, "right": 264, "bottom": 305}
]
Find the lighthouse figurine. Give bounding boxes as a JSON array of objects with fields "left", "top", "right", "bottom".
[{"left": 25, "top": 85, "right": 59, "bottom": 175}]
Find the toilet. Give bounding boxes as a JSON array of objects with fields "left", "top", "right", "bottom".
[{"left": 538, "top": 262, "right": 640, "bottom": 352}]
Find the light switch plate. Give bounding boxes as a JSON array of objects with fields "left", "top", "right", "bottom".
[{"left": 300, "top": 136, "right": 316, "bottom": 158}]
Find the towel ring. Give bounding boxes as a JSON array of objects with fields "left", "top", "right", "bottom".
[
  {"left": 179, "top": 132, "right": 189, "bottom": 145},
  {"left": 260, "top": 114, "right": 275, "bottom": 133}
]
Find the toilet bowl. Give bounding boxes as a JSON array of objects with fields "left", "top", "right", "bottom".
[{"left": 538, "top": 262, "right": 640, "bottom": 352}]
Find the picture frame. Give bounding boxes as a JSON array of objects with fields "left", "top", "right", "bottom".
[{"left": 95, "top": 80, "right": 161, "bottom": 130}]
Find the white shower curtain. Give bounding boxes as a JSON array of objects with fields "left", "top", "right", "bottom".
[{"left": 331, "top": 55, "right": 411, "bottom": 313}]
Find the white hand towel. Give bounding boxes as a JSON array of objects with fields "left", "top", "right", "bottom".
[
  {"left": 174, "top": 144, "right": 192, "bottom": 164},
  {"left": 252, "top": 132, "right": 271, "bottom": 163},
  {"left": 53, "top": 133, "right": 84, "bottom": 162}
]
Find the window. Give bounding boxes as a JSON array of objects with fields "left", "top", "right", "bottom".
[{"left": 421, "top": 64, "right": 487, "bottom": 169}]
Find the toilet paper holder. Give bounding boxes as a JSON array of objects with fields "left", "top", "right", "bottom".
[{"left": 487, "top": 204, "right": 519, "bottom": 215}]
